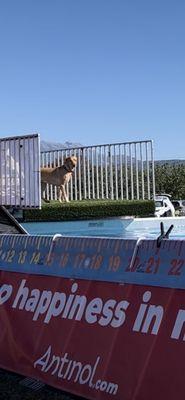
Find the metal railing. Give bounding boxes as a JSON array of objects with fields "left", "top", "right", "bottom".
[{"left": 41, "top": 140, "right": 155, "bottom": 202}]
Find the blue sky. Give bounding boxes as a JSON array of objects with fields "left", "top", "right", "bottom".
[{"left": 0, "top": 0, "right": 184, "bottom": 160}]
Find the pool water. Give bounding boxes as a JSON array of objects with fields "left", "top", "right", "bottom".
[{"left": 22, "top": 217, "right": 185, "bottom": 239}]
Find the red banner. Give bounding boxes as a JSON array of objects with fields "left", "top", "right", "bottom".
[{"left": 1, "top": 270, "right": 185, "bottom": 400}]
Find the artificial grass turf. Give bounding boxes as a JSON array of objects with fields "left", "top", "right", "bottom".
[{"left": 23, "top": 199, "right": 155, "bottom": 222}]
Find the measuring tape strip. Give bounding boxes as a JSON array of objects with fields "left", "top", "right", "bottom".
[{"left": 0, "top": 235, "right": 185, "bottom": 289}]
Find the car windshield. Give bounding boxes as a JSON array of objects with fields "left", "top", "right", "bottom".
[{"left": 155, "top": 201, "right": 163, "bottom": 207}]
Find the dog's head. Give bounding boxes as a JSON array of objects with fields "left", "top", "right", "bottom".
[{"left": 64, "top": 156, "right": 77, "bottom": 172}]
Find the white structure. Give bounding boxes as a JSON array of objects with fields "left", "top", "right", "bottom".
[
  {"left": 41, "top": 140, "right": 155, "bottom": 202},
  {"left": 0, "top": 134, "right": 41, "bottom": 208}
]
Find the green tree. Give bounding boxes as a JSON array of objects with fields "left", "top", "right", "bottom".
[{"left": 155, "top": 163, "right": 185, "bottom": 198}]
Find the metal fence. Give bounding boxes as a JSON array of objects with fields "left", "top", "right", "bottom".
[
  {"left": 0, "top": 134, "right": 41, "bottom": 208},
  {"left": 41, "top": 140, "right": 155, "bottom": 202}
]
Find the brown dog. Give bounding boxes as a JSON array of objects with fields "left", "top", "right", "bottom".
[{"left": 41, "top": 156, "right": 77, "bottom": 202}]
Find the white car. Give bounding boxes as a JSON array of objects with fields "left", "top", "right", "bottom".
[{"left": 154, "top": 194, "right": 175, "bottom": 218}]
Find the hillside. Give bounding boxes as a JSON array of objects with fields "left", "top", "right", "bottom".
[
  {"left": 40, "top": 141, "right": 185, "bottom": 165},
  {"left": 155, "top": 159, "right": 185, "bottom": 166},
  {"left": 40, "top": 140, "right": 83, "bottom": 152}
]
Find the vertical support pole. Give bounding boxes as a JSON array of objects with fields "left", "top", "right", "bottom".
[
  {"left": 119, "top": 144, "right": 123, "bottom": 200},
  {"left": 91, "top": 148, "right": 95, "bottom": 199},
  {"left": 151, "top": 140, "right": 156, "bottom": 199},
  {"left": 140, "top": 142, "right": 144, "bottom": 200},
  {"left": 109, "top": 145, "right": 114, "bottom": 200},
  {"left": 105, "top": 145, "right": 108, "bottom": 199},
  {"left": 114, "top": 145, "right": 118, "bottom": 200},
  {"left": 100, "top": 146, "right": 104, "bottom": 199},
  {"left": 82, "top": 148, "right": 87, "bottom": 200},
  {"left": 124, "top": 144, "right": 128, "bottom": 200},
  {"left": 87, "top": 148, "right": 91, "bottom": 199},
  {"left": 74, "top": 148, "right": 78, "bottom": 201},
  {"left": 78, "top": 148, "right": 82, "bottom": 201},
  {"left": 146, "top": 141, "right": 150, "bottom": 199},
  {"left": 135, "top": 143, "right": 139, "bottom": 200},
  {"left": 129, "top": 143, "right": 134, "bottom": 200},
  {"left": 95, "top": 146, "right": 99, "bottom": 199}
]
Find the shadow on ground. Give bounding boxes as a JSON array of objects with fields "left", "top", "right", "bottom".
[{"left": 0, "top": 369, "right": 82, "bottom": 400}]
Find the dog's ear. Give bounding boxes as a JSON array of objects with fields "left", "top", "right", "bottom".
[
  {"left": 71, "top": 156, "right": 77, "bottom": 164},
  {"left": 64, "top": 156, "right": 77, "bottom": 166}
]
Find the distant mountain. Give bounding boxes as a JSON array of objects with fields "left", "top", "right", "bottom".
[
  {"left": 40, "top": 141, "right": 185, "bottom": 166},
  {"left": 40, "top": 140, "right": 83, "bottom": 152}
]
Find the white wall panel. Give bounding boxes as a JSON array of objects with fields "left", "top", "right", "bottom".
[{"left": 0, "top": 134, "right": 41, "bottom": 208}]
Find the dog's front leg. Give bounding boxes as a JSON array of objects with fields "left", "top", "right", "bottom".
[{"left": 59, "top": 185, "right": 69, "bottom": 202}]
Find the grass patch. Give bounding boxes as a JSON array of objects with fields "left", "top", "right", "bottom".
[{"left": 23, "top": 199, "right": 155, "bottom": 222}]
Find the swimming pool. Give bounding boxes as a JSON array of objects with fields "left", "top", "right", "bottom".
[{"left": 22, "top": 216, "right": 185, "bottom": 239}]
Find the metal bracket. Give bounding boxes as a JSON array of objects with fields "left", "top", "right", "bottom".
[
  {"left": 47, "top": 234, "right": 62, "bottom": 264},
  {"left": 129, "top": 236, "right": 146, "bottom": 271},
  {"left": 156, "top": 222, "right": 174, "bottom": 248}
]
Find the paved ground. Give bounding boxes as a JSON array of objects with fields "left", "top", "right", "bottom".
[{"left": 0, "top": 369, "right": 80, "bottom": 400}]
